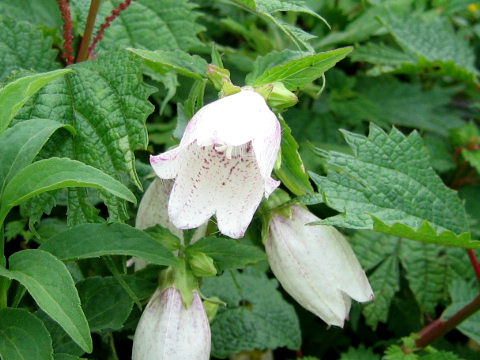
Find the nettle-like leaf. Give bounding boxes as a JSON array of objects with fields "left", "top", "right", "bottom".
[
  {"left": 202, "top": 269, "right": 301, "bottom": 357},
  {"left": 355, "top": 12, "right": 478, "bottom": 83},
  {"left": 349, "top": 231, "right": 473, "bottom": 328},
  {"left": 340, "top": 345, "right": 381, "bottom": 360},
  {"left": 230, "top": 0, "right": 327, "bottom": 51},
  {"left": 72, "top": 0, "right": 204, "bottom": 53},
  {"left": 328, "top": 76, "right": 463, "bottom": 136},
  {"left": 0, "top": 308, "right": 53, "bottom": 360},
  {"left": 14, "top": 51, "right": 154, "bottom": 225},
  {"left": 310, "top": 124, "right": 474, "bottom": 247},
  {"left": 0, "top": 16, "right": 60, "bottom": 82},
  {"left": 0, "top": 0, "right": 61, "bottom": 31}
]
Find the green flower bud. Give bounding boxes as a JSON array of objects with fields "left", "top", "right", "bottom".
[
  {"left": 188, "top": 251, "right": 217, "bottom": 277},
  {"left": 254, "top": 82, "right": 298, "bottom": 110}
]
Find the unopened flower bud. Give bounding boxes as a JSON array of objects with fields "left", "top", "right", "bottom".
[
  {"left": 188, "top": 251, "right": 217, "bottom": 277},
  {"left": 255, "top": 82, "right": 298, "bottom": 110},
  {"left": 132, "top": 287, "right": 211, "bottom": 360},
  {"left": 265, "top": 205, "right": 374, "bottom": 327}
]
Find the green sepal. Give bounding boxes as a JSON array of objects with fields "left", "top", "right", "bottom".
[
  {"left": 159, "top": 258, "right": 198, "bottom": 307},
  {"left": 187, "top": 251, "right": 217, "bottom": 277},
  {"left": 254, "top": 82, "right": 298, "bottom": 110}
]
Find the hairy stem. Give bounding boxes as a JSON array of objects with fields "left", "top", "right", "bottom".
[
  {"left": 76, "top": 0, "right": 102, "bottom": 63},
  {"left": 56, "top": 0, "right": 74, "bottom": 65}
]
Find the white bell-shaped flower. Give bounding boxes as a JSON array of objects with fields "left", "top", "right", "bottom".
[
  {"left": 265, "top": 205, "right": 374, "bottom": 327},
  {"left": 132, "top": 287, "right": 211, "bottom": 360},
  {"left": 150, "top": 88, "right": 281, "bottom": 239}
]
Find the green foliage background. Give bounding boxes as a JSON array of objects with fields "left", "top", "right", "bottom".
[{"left": 1, "top": 0, "right": 480, "bottom": 359}]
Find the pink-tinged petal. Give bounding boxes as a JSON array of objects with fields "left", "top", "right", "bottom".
[
  {"left": 168, "top": 143, "right": 265, "bottom": 238},
  {"left": 187, "top": 89, "right": 279, "bottom": 148},
  {"left": 150, "top": 146, "right": 184, "bottom": 179},
  {"left": 266, "top": 206, "right": 373, "bottom": 327},
  {"left": 265, "top": 177, "right": 281, "bottom": 197},
  {"left": 252, "top": 114, "right": 281, "bottom": 182},
  {"left": 132, "top": 287, "right": 210, "bottom": 360}
]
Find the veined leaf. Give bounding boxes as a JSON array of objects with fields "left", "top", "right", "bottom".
[
  {"left": 0, "top": 250, "right": 92, "bottom": 352},
  {"left": 251, "top": 47, "right": 352, "bottom": 90},
  {"left": 72, "top": 0, "right": 204, "bottom": 53},
  {"left": 0, "top": 119, "right": 74, "bottom": 190},
  {"left": 0, "top": 158, "right": 136, "bottom": 224},
  {"left": 377, "top": 12, "right": 478, "bottom": 83},
  {"left": 0, "top": 308, "right": 53, "bottom": 360},
  {"left": 40, "top": 223, "right": 177, "bottom": 267},
  {"left": 0, "top": 16, "right": 59, "bottom": 82},
  {"left": 186, "top": 237, "right": 266, "bottom": 271},
  {"left": 310, "top": 124, "right": 473, "bottom": 247},
  {"left": 0, "top": 69, "right": 71, "bottom": 133},
  {"left": 127, "top": 48, "right": 208, "bottom": 79},
  {"left": 14, "top": 51, "right": 154, "bottom": 225}
]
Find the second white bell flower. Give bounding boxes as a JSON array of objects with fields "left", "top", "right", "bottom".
[
  {"left": 150, "top": 88, "right": 281, "bottom": 238},
  {"left": 265, "top": 205, "right": 374, "bottom": 327}
]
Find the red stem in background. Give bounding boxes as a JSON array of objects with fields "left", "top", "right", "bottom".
[
  {"left": 415, "top": 249, "right": 480, "bottom": 348},
  {"left": 467, "top": 249, "right": 480, "bottom": 289},
  {"left": 56, "top": 0, "right": 74, "bottom": 65},
  {"left": 87, "top": 0, "right": 134, "bottom": 58}
]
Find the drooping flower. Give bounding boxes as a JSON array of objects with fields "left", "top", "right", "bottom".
[
  {"left": 129, "top": 178, "right": 206, "bottom": 270},
  {"left": 265, "top": 205, "right": 374, "bottom": 327},
  {"left": 132, "top": 287, "right": 211, "bottom": 360},
  {"left": 150, "top": 88, "right": 281, "bottom": 238}
]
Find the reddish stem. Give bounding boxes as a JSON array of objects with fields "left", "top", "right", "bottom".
[
  {"left": 56, "top": 0, "right": 74, "bottom": 65},
  {"left": 87, "top": 0, "right": 134, "bottom": 58},
  {"left": 467, "top": 249, "right": 480, "bottom": 289},
  {"left": 416, "top": 250, "right": 480, "bottom": 348}
]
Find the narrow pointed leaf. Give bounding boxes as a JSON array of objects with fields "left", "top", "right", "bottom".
[
  {"left": 0, "top": 119, "right": 74, "bottom": 188},
  {"left": 40, "top": 223, "right": 177, "bottom": 267},
  {"left": 0, "top": 250, "right": 92, "bottom": 352},
  {"left": 0, "top": 69, "right": 70, "bottom": 133},
  {"left": 0, "top": 308, "right": 53, "bottom": 360}
]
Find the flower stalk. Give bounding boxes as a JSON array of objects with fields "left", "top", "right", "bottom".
[{"left": 76, "top": 0, "right": 102, "bottom": 63}]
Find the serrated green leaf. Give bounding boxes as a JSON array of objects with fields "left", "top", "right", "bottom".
[
  {"left": 384, "top": 344, "right": 418, "bottom": 360},
  {"left": 362, "top": 255, "right": 400, "bottom": 330},
  {"left": 444, "top": 279, "right": 480, "bottom": 343},
  {"left": 329, "top": 77, "right": 463, "bottom": 136},
  {"left": 275, "top": 116, "right": 313, "bottom": 195},
  {"left": 14, "top": 51, "right": 154, "bottom": 224},
  {"left": 40, "top": 223, "right": 177, "bottom": 267},
  {"left": 186, "top": 237, "right": 266, "bottom": 271},
  {"left": 0, "top": 16, "right": 60, "bottom": 82},
  {"left": 0, "top": 0, "right": 61, "bottom": 31},
  {"left": 89, "top": 0, "right": 204, "bottom": 53},
  {"left": 310, "top": 124, "right": 473, "bottom": 247},
  {"left": 0, "top": 308, "right": 53, "bottom": 360},
  {"left": 0, "top": 250, "right": 92, "bottom": 352},
  {"left": 424, "top": 135, "right": 456, "bottom": 174},
  {"left": 0, "top": 119, "right": 74, "bottom": 190},
  {"left": 377, "top": 12, "right": 478, "bottom": 83},
  {"left": 0, "top": 158, "right": 137, "bottom": 225},
  {"left": 128, "top": 48, "right": 208, "bottom": 79},
  {"left": 202, "top": 270, "right": 301, "bottom": 357},
  {"left": 230, "top": 0, "right": 325, "bottom": 51},
  {"left": 340, "top": 345, "right": 381, "bottom": 360},
  {"left": 351, "top": 43, "right": 415, "bottom": 67},
  {"left": 399, "top": 241, "right": 450, "bottom": 313},
  {"left": 252, "top": 47, "right": 352, "bottom": 90},
  {"left": 421, "top": 351, "right": 465, "bottom": 360},
  {"left": 349, "top": 231, "right": 399, "bottom": 270},
  {"left": 76, "top": 276, "right": 134, "bottom": 332},
  {"left": 0, "top": 69, "right": 71, "bottom": 133}
]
